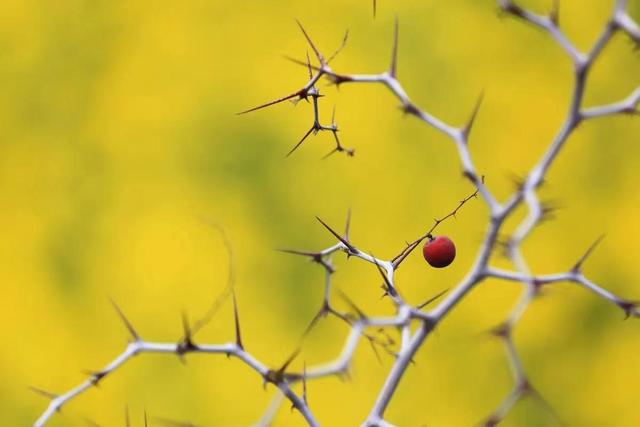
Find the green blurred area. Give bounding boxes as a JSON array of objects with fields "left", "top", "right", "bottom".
[{"left": 1, "top": 0, "right": 639, "bottom": 425}]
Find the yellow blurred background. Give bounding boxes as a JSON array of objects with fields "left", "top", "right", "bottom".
[{"left": 1, "top": 0, "right": 639, "bottom": 425}]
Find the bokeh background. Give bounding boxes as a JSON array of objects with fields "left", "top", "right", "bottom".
[{"left": 1, "top": 0, "right": 639, "bottom": 425}]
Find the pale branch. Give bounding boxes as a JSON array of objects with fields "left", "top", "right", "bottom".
[
  {"left": 252, "top": 392, "right": 284, "bottom": 427},
  {"left": 581, "top": 86, "right": 640, "bottom": 119}
]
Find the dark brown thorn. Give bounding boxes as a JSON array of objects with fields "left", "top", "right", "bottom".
[
  {"left": 328, "top": 306, "right": 354, "bottom": 326},
  {"left": 109, "top": 298, "right": 140, "bottom": 342},
  {"left": 336, "top": 289, "right": 367, "bottom": 320},
  {"left": 237, "top": 91, "right": 304, "bottom": 115},
  {"left": 286, "top": 126, "right": 315, "bottom": 157},
  {"left": 295, "top": 20, "right": 325, "bottom": 64},
  {"left": 401, "top": 102, "right": 421, "bottom": 117},
  {"left": 618, "top": 300, "right": 639, "bottom": 319},
  {"left": 389, "top": 17, "right": 399, "bottom": 77},
  {"left": 278, "top": 248, "right": 335, "bottom": 272},
  {"left": 462, "top": 91, "right": 484, "bottom": 138},
  {"left": 232, "top": 289, "right": 243, "bottom": 350},
  {"left": 305, "top": 51, "right": 313, "bottom": 79},
  {"left": 327, "top": 30, "right": 349, "bottom": 64},
  {"left": 315, "top": 216, "right": 358, "bottom": 253},
  {"left": 498, "top": 0, "right": 525, "bottom": 18},
  {"left": 277, "top": 248, "right": 320, "bottom": 258},
  {"left": 373, "top": 0, "right": 377, "bottom": 18},
  {"left": 125, "top": 406, "right": 130, "bottom": 427},
  {"left": 483, "top": 415, "right": 501, "bottom": 427},
  {"left": 368, "top": 338, "right": 383, "bottom": 364},
  {"left": 182, "top": 311, "right": 191, "bottom": 342},
  {"left": 490, "top": 322, "right": 511, "bottom": 339},
  {"left": 85, "top": 369, "right": 107, "bottom": 386},
  {"left": 84, "top": 417, "right": 101, "bottom": 427},
  {"left": 540, "top": 199, "right": 562, "bottom": 223},
  {"left": 278, "top": 347, "right": 301, "bottom": 378},
  {"left": 29, "top": 386, "right": 57, "bottom": 400},
  {"left": 322, "top": 147, "right": 339, "bottom": 159},
  {"left": 417, "top": 288, "right": 449, "bottom": 309},
  {"left": 371, "top": 254, "right": 396, "bottom": 297},
  {"left": 522, "top": 381, "right": 563, "bottom": 425},
  {"left": 302, "top": 307, "right": 328, "bottom": 338},
  {"left": 177, "top": 311, "right": 197, "bottom": 356},
  {"left": 144, "top": 409, "right": 148, "bottom": 427},
  {"left": 572, "top": 235, "right": 604, "bottom": 272},
  {"left": 549, "top": 0, "right": 560, "bottom": 26},
  {"left": 343, "top": 208, "right": 352, "bottom": 242},
  {"left": 302, "top": 362, "right": 308, "bottom": 405},
  {"left": 283, "top": 55, "right": 324, "bottom": 72},
  {"left": 323, "top": 131, "right": 354, "bottom": 159}
]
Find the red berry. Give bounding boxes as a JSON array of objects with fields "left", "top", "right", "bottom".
[{"left": 422, "top": 236, "right": 456, "bottom": 268}]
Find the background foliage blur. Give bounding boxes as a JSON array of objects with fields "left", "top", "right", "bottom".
[{"left": 1, "top": 0, "right": 639, "bottom": 425}]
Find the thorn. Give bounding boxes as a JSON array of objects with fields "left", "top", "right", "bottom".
[
  {"left": 267, "top": 347, "right": 302, "bottom": 383},
  {"left": 283, "top": 55, "right": 324, "bottom": 73},
  {"left": 182, "top": 311, "right": 191, "bottom": 342},
  {"left": 302, "top": 362, "right": 308, "bottom": 405},
  {"left": 286, "top": 126, "right": 315, "bottom": 157},
  {"left": 389, "top": 17, "right": 399, "bottom": 77},
  {"left": 322, "top": 147, "right": 339, "bottom": 159},
  {"left": 368, "top": 338, "right": 383, "bottom": 364},
  {"left": 305, "top": 51, "right": 313, "bottom": 79},
  {"left": 109, "top": 298, "right": 140, "bottom": 342},
  {"left": 401, "top": 102, "right": 421, "bottom": 117},
  {"left": 339, "top": 366, "right": 352, "bottom": 381},
  {"left": 462, "top": 91, "right": 485, "bottom": 138},
  {"left": 327, "top": 30, "right": 349, "bottom": 64},
  {"left": 237, "top": 90, "right": 304, "bottom": 115},
  {"left": 483, "top": 415, "right": 501, "bottom": 427},
  {"left": 29, "top": 386, "right": 57, "bottom": 400},
  {"left": 125, "top": 406, "right": 130, "bottom": 427},
  {"left": 323, "top": 130, "right": 354, "bottom": 159},
  {"left": 85, "top": 369, "right": 107, "bottom": 386},
  {"left": 344, "top": 208, "right": 352, "bottom": 241},
  {"left": 336, "top": 289, "right": 367, "bottom": 320},
  {"left": 84, "top": 417, "right": 102, "bottom": 427},
  {"left": 316, "top": 216, "right": 358, "bottom": 253},
  {"left": 417, "top": 288, "right": 449, "bottom": 309},
  {"left": 572, "top": 235, "right": 604, "bottom": 272},
  {"left": 618, "top": 300, "right": 639, "bottom": 319},
  {"left": 232, "top": 289, "right": 244, "bottom": 350},
  {"left": 277, "top": 248, "right": 320, "bottom": 258},
  {"left": 177, "top": 311, "right": 197, "bottom": 357},
  {"left": 490, "top": 322, "right": 511, "bottom": 339},
  {"left": 295, "top": 20, "right": 325, "bottom": 65},
  {"left": 277, "top": 248, "right": 336, "bottom": 273},
  {"left": 549, "top": 0, "right": 560, "bottom": 26},
  {"left": 302, "top": 306, "right": 328, "bottom": 338},
  {"left": 371, "top": 255, "right": 396, "bottom": 297},
  {"left": 539, "top": 200, "right": 562, "bottom": 224},
  {"left": 498, "top": 0, "right": 525, "bottom": 18},
  {"left": 373, "top": 0, "right": 377, "bottom": 18},
  {"left": 144, "top": 409, "right": 148, "bottom": 427}
]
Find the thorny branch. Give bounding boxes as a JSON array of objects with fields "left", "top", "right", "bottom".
[{"left": 34, "top": 1, "right": 640, "bottom": 426}]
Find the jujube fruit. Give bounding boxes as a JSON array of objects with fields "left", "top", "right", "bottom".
[{"left": 422, "top": 236, "right": 456, "bottom": 268}]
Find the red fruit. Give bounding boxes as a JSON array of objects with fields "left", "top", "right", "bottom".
[{"left": 422, "top": 236, "right": 456, "bottom": 268}]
